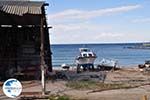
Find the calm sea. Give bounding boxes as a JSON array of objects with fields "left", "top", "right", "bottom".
[{"left": 51, "top": 43, "right": 150, "bottom": 67}]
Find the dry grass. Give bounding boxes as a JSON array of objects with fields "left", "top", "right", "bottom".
[
  {"left": 66, "top": 80, "right": 136, "bottom": 91},
  {"left": 49, "top": 94, "right": 88, "bottom": 100}
]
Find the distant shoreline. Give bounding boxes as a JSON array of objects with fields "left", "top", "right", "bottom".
[{"left": 51, "top": 42, "right": 146, "bottom": 45}]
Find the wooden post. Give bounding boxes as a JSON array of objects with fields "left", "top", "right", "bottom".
[
  {"left": 142, "top": 95, "right": 147, "bottom": 100},
  {"left": 40, "top": 16, "right": 46, "bottom": 95}
]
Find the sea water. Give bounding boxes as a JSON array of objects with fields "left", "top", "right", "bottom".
[{"left": 51, "top": 43, "right": 150, "bottom": 67}]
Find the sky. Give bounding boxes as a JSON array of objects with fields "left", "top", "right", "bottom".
[{"left": 39, "top": 0, "right": 150, "bottom": 44}]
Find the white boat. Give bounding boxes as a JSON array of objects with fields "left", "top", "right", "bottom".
[
  {"left": 61, "top": 63, "right": 70, "bottom": 70},
  {"left": 76, "top": 48, "right": 97, "bottom": 65},
  {"left": 98, "top": 58, "right": 118, "bottom": 70}
]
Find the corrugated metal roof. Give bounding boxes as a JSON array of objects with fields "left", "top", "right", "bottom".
[{"left": 0, "top": 0, "right": 45, "bottom": 16}]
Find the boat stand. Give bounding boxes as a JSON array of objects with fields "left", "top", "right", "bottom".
[{"left": 77, "top": 64, "right": 94, "bottom": 73}]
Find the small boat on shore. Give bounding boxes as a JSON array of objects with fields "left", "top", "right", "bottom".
[
  {"left": 76, "top": 48, "right": 97, "bottom": 72},
  {"left": 61, "top": 63, "right": 70, "bottom": 70},
  {"left": 97, "top": 58, "right": 118, "bottom": 70},
  {"left": 138, "top": 60, "right": 150, "bottom": 72}
]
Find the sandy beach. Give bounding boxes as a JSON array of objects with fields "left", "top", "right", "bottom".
[{"left": 0, "top": 67, "right": 150, "bottom": 100}]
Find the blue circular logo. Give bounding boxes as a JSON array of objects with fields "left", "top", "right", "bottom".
[{"left": 2, "top": 79, "right": 22, "bottom": 98}]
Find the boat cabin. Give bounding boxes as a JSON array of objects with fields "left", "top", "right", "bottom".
[
  {"left": 79, "top": 48, "right": 96, "bottom": 58},
  {"left": 81, "top": 52, "right": 95, "bottom": 58},
  {"left": 79, "top": 48, "right": 90, "bottom": 52}
]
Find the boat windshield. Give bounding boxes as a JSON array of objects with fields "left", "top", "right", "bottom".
[
  {"left": 80, "top": 48, "right": 90, "bottom": 52},
  {"left": 145, "top": 60, "right": 150, "bottom": 64},
  {"left": 81, "top": 52, "right": 94, "bottom": 57},
  {"left": 83, "top": 53, "right": 88, "bottom": 57}
]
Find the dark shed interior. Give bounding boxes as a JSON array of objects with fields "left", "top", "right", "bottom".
[{"left": 0, "top": 0, "right": 52, "bottom": 80}]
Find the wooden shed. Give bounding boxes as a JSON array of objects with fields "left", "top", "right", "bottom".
[{"left": 0, "top": 0, "right": 52, "bottom": 80}]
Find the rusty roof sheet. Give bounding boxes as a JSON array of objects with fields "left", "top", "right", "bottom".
[{"left": 0, "top": 0, "right": 45, "bottom": 16}]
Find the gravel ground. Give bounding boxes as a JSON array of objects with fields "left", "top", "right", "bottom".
[{"left": 0, "top": 68, "right": 150, "bottom": 100}]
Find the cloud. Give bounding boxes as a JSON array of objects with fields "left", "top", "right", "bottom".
[
  {"left": 95, "top": 32, "right": 123, "bottom": 38},
  {"left": 51, "top": 29, "right": 148, "bottom": 44},
  {"left": 51, "top": 31, "right": 125, "bottom": 44},
  {"left": 29, "top": 0, "right": 46, "bottom": 1},
  {"left": 50, "top": 22, "right": 125, "bottom": 44},
  {"left": 132, "top": 18, "right": 150, "bottom": 23},
  {"left": 49, "top": 5, "right": 141, "bottom": 22},
  {"left": 52, "top": 23, "right": 112, "bottom": 32},
  {"left": 48, "top": 4, "right": 144, "bottom": 44}
]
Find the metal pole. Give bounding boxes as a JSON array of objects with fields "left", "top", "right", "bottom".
[{"left": 40, "top": 16, "right": 46, "bottom": 95}]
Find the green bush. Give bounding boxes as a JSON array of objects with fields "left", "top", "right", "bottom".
[{"left": 57, "top": 95, "right": 70, "bottom": 100}]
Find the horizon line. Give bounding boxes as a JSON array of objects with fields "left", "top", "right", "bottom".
[{"left": 51, "top": 41, "right": 150, "bottom": 45}]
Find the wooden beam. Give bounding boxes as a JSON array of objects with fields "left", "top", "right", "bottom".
[{"left": 40, "top": 16, "right": 46, "bottom": 96}]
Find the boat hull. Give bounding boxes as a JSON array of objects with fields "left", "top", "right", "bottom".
[
  {"left": 98, "top": 65, "right": 115, "bottom": 70},
  {"left": 98, "top": 58, "right": 118, "bottom": 70},
  {"left": 76, "top": 57, "right": 96, "bottom": 65}
]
